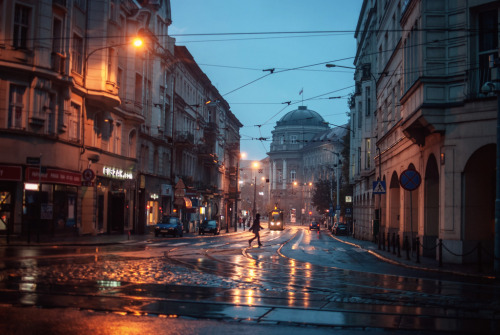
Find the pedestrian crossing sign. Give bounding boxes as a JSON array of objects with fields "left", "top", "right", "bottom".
[{"left": 373, "top": 181, "right": 386, "bottom": 194}]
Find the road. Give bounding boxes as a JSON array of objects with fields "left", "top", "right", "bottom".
[{"left": 0, "top": 224, "right": 499, "bottom": 334}]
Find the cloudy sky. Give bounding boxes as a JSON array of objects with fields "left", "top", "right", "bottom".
[{"left": 170, "top": 0, "right": 363, "bottom": 160}]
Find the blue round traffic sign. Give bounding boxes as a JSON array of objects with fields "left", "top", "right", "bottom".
[{"left": 399, "top": 169, "right": 421, "bottom": 191}]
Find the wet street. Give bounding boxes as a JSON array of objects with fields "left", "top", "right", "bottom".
[{"left": 0, "top": 225, "right": 499, "bottom": 334}]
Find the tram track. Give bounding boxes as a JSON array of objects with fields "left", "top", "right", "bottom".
[{"left": 164, "top": 227, "right": 500, "bottom": 321}]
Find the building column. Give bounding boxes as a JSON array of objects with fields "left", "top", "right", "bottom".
[
  {"left": 272, "top": 160, "right": 276, "bottom": 191},
  {"left": 282, "top": 159, "right": 287, "bottom": 190}
]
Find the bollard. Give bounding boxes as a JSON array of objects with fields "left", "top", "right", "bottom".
[
  {"left": 477, "top": 242, "right": 482, "bottom": 273},
  {"left": 392, "top": 233, "right": 396, "bottom": 254},
  {"left": 387, "top": 232, "right": 391, "bottom": 252},
  {"left": 397, "top": 234, "right": 401, "bottom": 258},
  {"left": 438, "top": 239, "right": 443, "bottom": 267},
  {"left": 405, "top": 235, "right": 410, "bottom": 260},
  {"left": 416, "top": 237, "right": 420, "bottom": 263}
]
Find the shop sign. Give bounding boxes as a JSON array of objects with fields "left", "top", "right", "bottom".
[
  {"left": 102, "top": 166, "right": 133, "bottom": 180},
  {"left": 161, "top": 184, "right": 172, "bottom": 196},
  {"left": 0, "top": 165, "right": 22, "bottom": 181},
  {"left": 26, "top": 167, "right": 81, "bottom": 186},
  {"left": 150, "top": 193, "right": 159, "bottom": 200}
]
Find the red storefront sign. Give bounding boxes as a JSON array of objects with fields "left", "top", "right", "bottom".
[
  {"left": 0, "top": 165, "right": 22, "bottom": 181},
  {"left": 25, "top": 167, "right": 81, "bottom": 186}
]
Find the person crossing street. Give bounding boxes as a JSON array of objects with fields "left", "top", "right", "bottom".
[{"left": 248, "top": 213, "right": 263, "bottom": 247}]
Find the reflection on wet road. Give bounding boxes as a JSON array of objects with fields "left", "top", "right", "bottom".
[{"left": 0, "top": 226, "right": 499, "bottom": 333}]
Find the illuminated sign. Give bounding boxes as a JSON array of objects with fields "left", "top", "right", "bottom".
[
  {"left": 151, "top": 193, "right": 159, "bottom": 200},
  {"left": 102, "top": 166, "right": 133, "bottom": 180}
]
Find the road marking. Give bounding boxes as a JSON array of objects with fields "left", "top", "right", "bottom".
[
  {"left": 291, "top": 231, "right": 304, "bottom": 250},
  {"left": 170, "top": 242, "right": 189, "bottom": 246}
]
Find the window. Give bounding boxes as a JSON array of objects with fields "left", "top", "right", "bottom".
[
  {"left": 8, "top": 85, "right": 26, "bottom": 129},
  {"left": 13, "top": 4, "right": 30, "bottom": 49},
  {"left": 358, "top": 102, "right": 362, "bottom": 128},
  {"left": 357, "top": 147, "right": 361, "bottom": 175},
  {"left": 290, "top": 170, "right": 296, "bottom": 183},
  {"left": 279, "top": 135, "right": 285, "bottom": 145},
  {"left": 290, "top": 135, "right": 297, "bottom": 144},
  {"left": 113, "top": 122, "right": 121, "bottom": 154},
  {"left": 71, "top": 34, "right": 83, "bottom": 74},
  {"left": 365, "top": 139, "right": 371, "bottom": 169},
  {"left": 107, "top": 48, "right": 116, "bottom": 82},
  {"left": 365, "top": 87, "right": 371, "bottom": 116},
  {"left": 135, "top": 73, "right": 143, "bottom": 106},
  {"left": 52, "top": 17, "right": 63, "bottom": 54},
  {"left": 74, "top": 0, "right": 86, "bottom": 10},
  {"left": 478, "top": 10, "right": 498, "bottom": 86},
  {"left": 69, "top": 103, "right": 80, "bottom": 141}
]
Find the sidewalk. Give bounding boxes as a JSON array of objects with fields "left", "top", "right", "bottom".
[{"left": 332, "top": 234, "right": 496, "bottom": 280}]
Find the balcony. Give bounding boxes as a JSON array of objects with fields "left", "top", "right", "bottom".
[{"left": 174, "top": 131, "right": 194, "bottom": 146}]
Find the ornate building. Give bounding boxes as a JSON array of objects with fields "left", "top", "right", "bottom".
[{"left": 268, "top": 106, "right": 345, "bottom": 223}]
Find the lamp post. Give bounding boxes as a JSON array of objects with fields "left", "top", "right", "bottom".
[{"left": 324, "top": 149, "right": 341, "bottom": 224}]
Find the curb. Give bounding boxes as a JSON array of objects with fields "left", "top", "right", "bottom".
[{"left": 331, "top": 235, "right": 496, "bottom": 280}]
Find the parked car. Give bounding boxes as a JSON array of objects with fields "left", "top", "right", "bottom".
[
  {"left": 199, "top": 219, "right": 220, "bottom": 235},
  {"left": 309, "top": 221, "right": 320, "bottom": 231},
  {"left": 154, "top": 216, "right": 183, "bottom": 237},
  {"left": 332, "top": 222, "right": 348, "bottom": 235}
]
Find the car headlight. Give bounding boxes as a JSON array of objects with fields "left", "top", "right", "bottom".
[
  {"left": 277, "top": 222, "right": 281, "bottom": 225},
  {"left": 271, "top": 222, "right": 275, "bottom": 225}
]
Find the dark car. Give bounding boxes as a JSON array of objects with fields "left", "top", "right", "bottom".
[
  {"left": 154, "top": 216, "right": 183, "bottom": 237},
  {"left": 199, "top": 219, "right": 220, "bottom": 235},
  {"left": 309, "top": 221, "right": 320, "bottom": 231},
  {"left": 332, "top": 222, "right": 348, "bottom": 235}
]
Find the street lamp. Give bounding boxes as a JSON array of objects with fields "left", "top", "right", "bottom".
[{"left": 324, "top": 149, "right": 341, "bottom": 225}]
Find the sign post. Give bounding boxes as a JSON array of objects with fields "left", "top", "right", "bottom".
[{"left": 399, "top": 168, "right": 422, "bottom": 254}]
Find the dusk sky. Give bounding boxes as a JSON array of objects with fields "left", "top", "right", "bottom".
[{"left": 170, "top": 0, "right": 363, "bottom": 160}]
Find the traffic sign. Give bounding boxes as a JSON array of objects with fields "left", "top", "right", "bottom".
[
  {"left": 399, "top": 169, "right": 422, "bottom": 191},
  {"left": 373, "top": 180, "right": 386, "bottom": 194},
  {"left": 82, "top": 169, "right": 95, "bottom": 181}
]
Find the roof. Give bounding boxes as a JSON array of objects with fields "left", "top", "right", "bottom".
[{"left": 276, "top": 106, "right": 327, "bottom": 127}]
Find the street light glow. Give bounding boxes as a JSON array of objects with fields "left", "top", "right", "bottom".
[{"left": 133, "top": 37, "right": 143, "bottom": 47}]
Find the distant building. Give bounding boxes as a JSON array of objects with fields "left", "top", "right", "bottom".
[{"left": 267, "top": 106, "right": 346, "bottom": 223}]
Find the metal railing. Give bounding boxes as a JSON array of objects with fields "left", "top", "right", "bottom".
[{"left": 377, "top": 231, "right": 498, "bottom": 273}]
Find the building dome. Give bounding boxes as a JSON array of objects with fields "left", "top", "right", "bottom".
[{"left": 277, "top": 106, "right": 327, "bottom": 127}]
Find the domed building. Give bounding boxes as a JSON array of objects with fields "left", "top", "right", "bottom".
[{"left": 267, "top": 106, "right": 346, "bottom": 224}]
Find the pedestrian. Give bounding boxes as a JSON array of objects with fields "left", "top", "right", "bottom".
[{"left": 248, "top": 213, "right": 263, "bottom": 247}]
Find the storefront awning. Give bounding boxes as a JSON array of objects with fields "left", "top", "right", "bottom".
[{"left": 174, "top": 197, "right": 192, "bottom": 208}]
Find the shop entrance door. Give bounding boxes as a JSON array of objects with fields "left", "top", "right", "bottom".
[{"left": 108, "top": 192, "right": 125, "bottom": 233}]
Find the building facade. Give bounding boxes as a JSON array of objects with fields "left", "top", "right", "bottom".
[
  {"left": 268, "top": 106, "right": 345, "bottom": 224},
  {"left": 352, "top": 0, "right": 499, "bottom": 264},
  {"left": 0, "top": 0, "right": 241, "bottom": 240}
]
